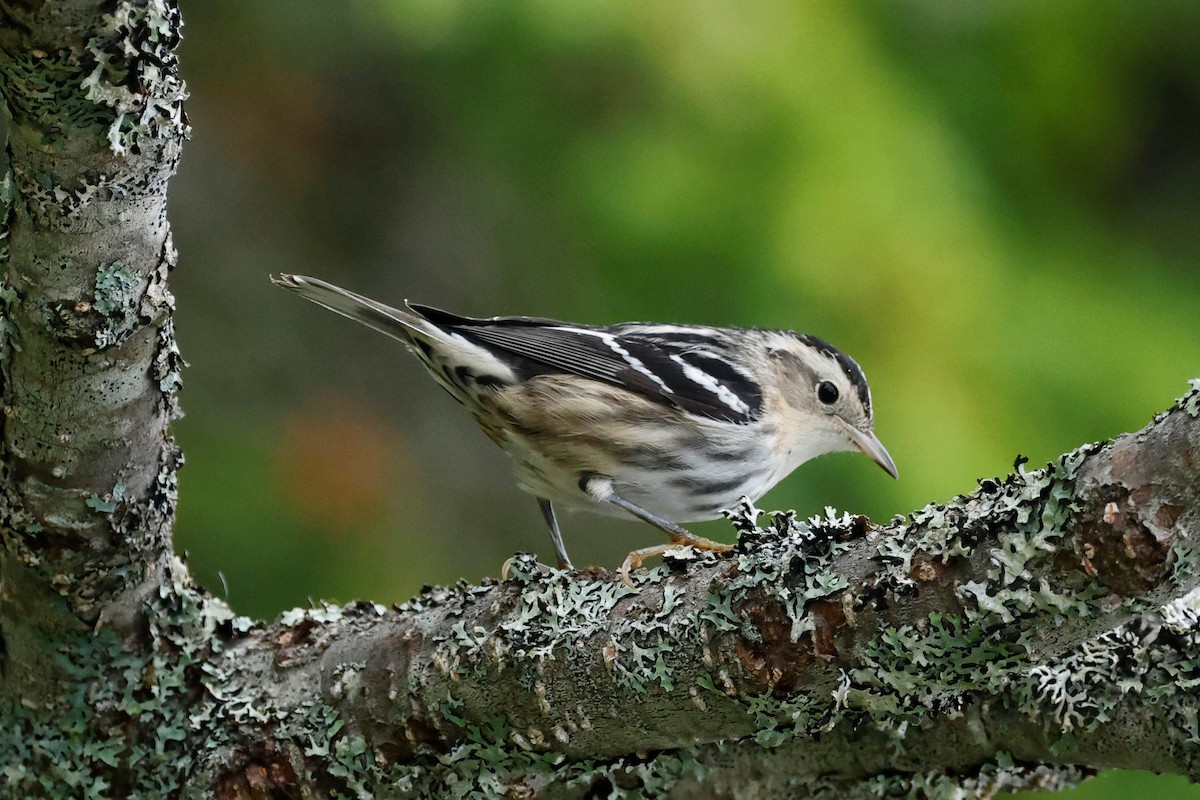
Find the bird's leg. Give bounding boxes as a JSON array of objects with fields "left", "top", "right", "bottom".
[
  {"left": 578, "top": 473, "right": 732, "bottom": 587},
  {"left": 539, "top": 498, "right": 574, "bottom": 570},
  {"left": 501, "top": 498, "right": 573, "bottom": 580},
  {"left": 604, "top": 491, "right": 733, "bottom": 589}
]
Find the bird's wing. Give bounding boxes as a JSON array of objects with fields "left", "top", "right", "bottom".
[{"left": 410, "top": 305, "right": 764, "bottom": 424}]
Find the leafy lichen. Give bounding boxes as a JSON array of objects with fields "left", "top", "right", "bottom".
[
  {"left": 1182, "top": 379, "right": 1200, "bottom": 418},
  {"left": 91, "top": 261, "right": 141, "bottom": 348},
  {"left": 1027, "top": 587, "right": 1200, "bottom": 740},
  {"left": 85, "top": 482, "right": 126, "bottom": 514},
  {"left": 840, "top": 611, "right": 1029, "bottom": 723},
  {"left": 0, "top": 581, "right": 249, "bottom": 798},
  {"left": 83, "top": 1, "right": 190, "bottom": 155}
]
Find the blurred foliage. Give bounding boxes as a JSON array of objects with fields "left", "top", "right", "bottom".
[{"left": 152, "top": 2, "right": 1200, "bottom": 795}]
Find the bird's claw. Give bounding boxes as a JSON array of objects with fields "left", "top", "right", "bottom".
[
  {"left": 617, "top": 539, "right": 734, "bottom": 590},
  {"left": 500, "top": 555, "right": 518, "bottom": 581}
]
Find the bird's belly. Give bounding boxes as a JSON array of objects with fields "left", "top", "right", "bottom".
[
  {"left": 615, "top": 470, "right": 765, "bottom": 522},
  {"left": 501, "top": 426, "right": 783, "bottom": 523},
  {"left": 617, "top": 458, "right": 787, "bottom": 522}
]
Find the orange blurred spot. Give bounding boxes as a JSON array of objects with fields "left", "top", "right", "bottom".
[
  {"left": 272, "top": 393, "right": 410, "bottom": 533},
  {"left": 205, "top": 67, "right": 333, "bottom": 196}
]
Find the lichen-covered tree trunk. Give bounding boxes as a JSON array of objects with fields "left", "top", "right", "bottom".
[
  {"left": 1, "top": 3, "right": 1199, "bottom": 799},
  {"left": 0, "top": 0, "right": 188, "bottom": 717}
]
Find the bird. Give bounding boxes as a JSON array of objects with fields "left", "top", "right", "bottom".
[{"left": 271, "top": 274, "right": 897, "bottom": 586}]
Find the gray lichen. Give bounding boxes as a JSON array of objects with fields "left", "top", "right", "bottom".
[
  {"left": 1, "top": 2, "right": 187, "bottom": 228},
  {"left": 1182, "top": 379, "right": 1200, "bottom": 418},
  {"left": 0, "top": 580, "right": 242, "bottom": 798},
  {"left": 83, "top": 1, "right": 190, "bottom": 156},
  {"left": 91, "top": 261, "right": 141, "bottom": 348}
]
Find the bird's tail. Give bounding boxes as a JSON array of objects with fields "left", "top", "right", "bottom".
[{"left": 271, "top": 274, "right": 432, "bottom": 344}]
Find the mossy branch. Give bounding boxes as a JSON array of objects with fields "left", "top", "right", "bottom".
[
  {"left": 2, "top": 2, "right": 1200, "bottom": 799},
  {"left": 213, "top": 386, "right": 1194, "bottom": 798}
]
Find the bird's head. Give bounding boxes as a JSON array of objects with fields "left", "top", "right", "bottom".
[{"left": 766, "top": 331, "right": 898, "bottom": 479}]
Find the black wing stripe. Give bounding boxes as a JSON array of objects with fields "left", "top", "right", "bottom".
[
  {"left": 619, "top": 336, "right": 763, "bottom": 422},
  {"left": 677, "top": 350, "right": 752, "bottom": 389},
  {"left": 465, "top": 327, "right": 633, "bottom": 383},
  {"left": 415, "top": 309, "right": 765, "bottom": 424}
]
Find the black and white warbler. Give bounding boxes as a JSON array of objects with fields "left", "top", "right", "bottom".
[{"left": 272, "top": 274, "right": 897, "bottom": 585}]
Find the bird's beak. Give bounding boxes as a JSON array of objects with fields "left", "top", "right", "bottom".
[{"left": 845, "top": 425, "right": 898, "bottom": 479}]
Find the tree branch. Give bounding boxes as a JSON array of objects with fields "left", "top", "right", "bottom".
[
  {"left": 2, "top": 2, "right": 1199, "bottom": 798},
  {"left": 211, "top": 386, "right": 1196, "bottom": 798}
]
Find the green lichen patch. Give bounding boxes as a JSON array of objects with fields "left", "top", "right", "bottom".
[
  {"left": 91, "top": 261, "right": 141, "bottom": 348},
  {"left": 484, "top": 557, "right": 670, "bottom": 676},
  {"left": 0, "top": 276, "right": 17, "bottom": 366},
  {"left": 1, "top": 47, "right": 120, "bottom": 141},
  {"left": 822, "top": 442, "right": 1136, "bottom": 740},
  {"left": 873, "top": 444, "right": 1107, "bottom": 630},
  {"left": 839, "top": 611, "right": 1029, "bottom": 724},
  {"left": 740, "top": 691, "right": 820, "bottom": 748},
  {"left": 1, "top": 1, "right": 189, "bottom": 229},
  {"left": 714, "top": 501, "right": 856, "bottom": 644},
  {"left": 85, "top": 482, "right": 126, "bottom": 514},
  {"left": 695, "top": 431, "right": 1159, "bottom": 755},
  {"left": 0, "top": 170, "right": 15, "bottom": 363},
  {"left": 0, "top": 593, "right": 215, "bottom": 796},
  {"left": 690, "top": 502, "right": 867, "bottom": 736},
  {"left": 0, "top": 169, "right": 12, "bottom": 265},
  {"left": 152, "top": 318, "right": 185, "bottom": 398},
  {"left": 448, "top": 554, "right": 704, "bottom": 695},
  {"left": 0, "top": 573, "right": 277, "bottom": 799},
  {"left": 93, "top": 262, "right": 139, "bottom": 316},
  {"left": 841, "top": 760, "right": 1088, "bottom": 800}
]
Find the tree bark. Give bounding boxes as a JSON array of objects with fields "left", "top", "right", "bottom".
[
  {"left": 1, "top": 3, "right": 1199, "bottom": 799},
  {"left": 0, "top": 0, "right": 186, "bottom": 698}
]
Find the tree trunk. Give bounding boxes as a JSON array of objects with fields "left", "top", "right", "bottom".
[{"left": 1, "top": 3, "right": 1198, "bottom": 799}]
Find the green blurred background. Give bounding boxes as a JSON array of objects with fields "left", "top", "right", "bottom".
[{"left": 161, "top": 2, "right": 1200, "bottom": 796}]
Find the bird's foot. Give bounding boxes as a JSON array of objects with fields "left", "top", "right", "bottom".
[
  {"left": 618, "top": 536, "right": 734, "bottom": 590},
  {"left": 500, "top": 555, "right": 518, "bottom": 581}
]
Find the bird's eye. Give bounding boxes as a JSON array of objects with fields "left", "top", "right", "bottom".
[{"left": 817, "top": 381, "right": 839, "bottom": 405}]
